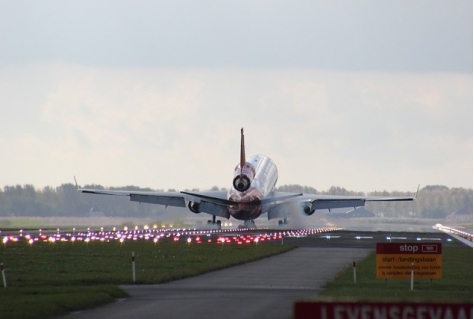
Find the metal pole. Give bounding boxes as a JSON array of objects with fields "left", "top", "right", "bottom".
[
  {"left": 353, "top": 260, "right": 357, "bottom": 284},
  {"left": 1, "top": 263, "right": 7, "bottom": 288},
  {"left": 410, "top": 263, "right": 414, "bottom": 290},
  {"left": 132, "top": 251, "right": 136, "bottom": 283}
]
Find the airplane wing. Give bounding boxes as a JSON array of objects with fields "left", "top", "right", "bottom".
[
  {"left": 79, "top": 188, "right": 415, "bottom": 221},
  {"left": 266, "top": 192, "right": 415, "bottom": 220},
  {"left": 79, "top": 188, "right": 304, "bottom": 219},
  {"left": 78, "top": 188, "right": 232, "bottom": 218},
  {"left": 79, "top": 188, "right": 188, "bottom": 207},
  {"left": 303, "top": 193, "right": 415, "bottom": 210}
]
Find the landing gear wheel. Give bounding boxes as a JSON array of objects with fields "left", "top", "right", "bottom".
[
  {"left": 242, "top": 220, "right": 256, "bottom": 228},
  {"left": 207, "top": 216, "right": 221, "bottom": 229}
]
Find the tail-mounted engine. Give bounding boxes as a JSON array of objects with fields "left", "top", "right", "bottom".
[
  {"left": 232, "top": 163, "right": 255, "bottom": 192},
  {"left": 187, "top": 201, "right": 201, "bottom": 214}
]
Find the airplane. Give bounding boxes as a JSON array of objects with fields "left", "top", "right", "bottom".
[{"left": 79, "top": 128, "right": 416, "bottom": 228}]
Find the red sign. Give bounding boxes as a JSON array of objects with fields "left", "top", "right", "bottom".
[
  {"left": 294, "top": 301, "right": 472, "bottom": 319},
  {"left": 376, "top": 243, "right": 442, "bottom": 255}
]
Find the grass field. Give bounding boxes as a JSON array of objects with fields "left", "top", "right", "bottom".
[
  {"left": 316, "top": 247, "right": 473, "bottom": 303},
  {"left": 0, "top": 239, "right": 295, "bottom": 319},
  {"left": 1, "top": 237, "right": 472, "bottom": 319}
]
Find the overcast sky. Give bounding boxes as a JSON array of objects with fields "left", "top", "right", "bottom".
[{"left": 0, "top": 1, "right": 472, "bottom": 193}]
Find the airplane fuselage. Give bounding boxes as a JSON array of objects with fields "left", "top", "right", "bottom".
[{"left": 227, "top": 154, "right": 278, "bottom": 220}]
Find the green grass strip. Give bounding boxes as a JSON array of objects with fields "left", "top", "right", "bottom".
[
  {"left": 0, "top": 240, "right": 295, "bottom": 319},
  {"left": 316, "top": 247, "right": 473, "bottom": 303}
]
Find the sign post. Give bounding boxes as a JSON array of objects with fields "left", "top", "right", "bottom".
[
  {"left": 353, "top": 260, "right": 356, "bottom": 284},
  {"left": 132, "top": 251, "right": 136, "bottom": 283},
  {"left": 1, "top": 263, "right": 6, "bottom": 288}
]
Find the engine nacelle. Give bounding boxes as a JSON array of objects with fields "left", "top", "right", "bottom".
[
  {"left": 303, "top": 205, "right": 315, "bottom": 216},
  {"left": 232, "top": 162, "right": 255, "bottom": 192},
  {"left": 233, "top": 175, "right": 251, "bottom": 192},
  {"left": 187, "top": 201, "right": 201, "bottom": 214}
]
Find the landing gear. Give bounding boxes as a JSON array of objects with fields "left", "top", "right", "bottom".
[
  {"left": 239, "top": 220, "right": 256, "bottom": 229},
  {"left": 278, "top": 217, "right": 289, "bottom": 226},
  {"left": 206, "top": 215, "right": 222, "bottom": 229}
]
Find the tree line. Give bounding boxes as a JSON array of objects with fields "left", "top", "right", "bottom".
[
  {"left": 0, "top": 184, "right": 471, "bottom": 219},
  {"left": 276, "top": 184, "right": 472, "bottom": 218}
]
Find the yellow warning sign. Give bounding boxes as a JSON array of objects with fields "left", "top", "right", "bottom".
[{"left": 376, "top": 243, "right": 442, "bottom": 279}]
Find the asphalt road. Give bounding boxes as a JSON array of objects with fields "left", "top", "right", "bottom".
[{"left": 61, "top": 230, "right": 467, "bottom": 319}]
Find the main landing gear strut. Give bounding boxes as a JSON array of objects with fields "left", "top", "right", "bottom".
[
  {"left": 207, "top": 215, "right": 222, "bottom": 229},
  {"left": 278, "top": 217, "right": 289, "bottom": 226},
  {"left": 239, "top": 220, "right": 256, "bottom": 229}
]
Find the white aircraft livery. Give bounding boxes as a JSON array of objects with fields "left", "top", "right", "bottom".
[{"left": 79, "top": 128, "right": 415, "bottom": 227}]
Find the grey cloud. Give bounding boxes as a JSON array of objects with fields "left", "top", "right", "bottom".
[{"left": 0, "top": 1, "right": 471, "bottom": 72}]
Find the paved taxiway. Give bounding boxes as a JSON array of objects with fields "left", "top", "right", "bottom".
[
  {"left": 64, "top": 247, "right": 370, "bottom": 319},
  {"left": 62, "top": 230, "right": 467, "bottom": 319}
]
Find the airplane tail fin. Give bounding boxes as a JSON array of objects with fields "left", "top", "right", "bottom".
[
  {"left": 240, "top": 128, "right": 245, "bottom": 170},
  {"left": 232, "top": 128, "right": 253, "bottom": 192}
]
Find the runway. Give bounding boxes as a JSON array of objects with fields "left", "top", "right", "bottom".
[
  {"left": 62, "top": 229, "right": 468, "bottom": 319},
  {"left": 62, "top": 246, "right": 369, "bottom": 319}
]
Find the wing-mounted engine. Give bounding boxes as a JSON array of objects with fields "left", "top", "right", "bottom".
[
  {"left": 267, "top": 201, "right": 315, "bottom": 220},
  {"left": 303, "top": 203, "right": 315, "bottom": 216},
  {"left": 187, "top": 201, "right": 201, "bottom": 214}
]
